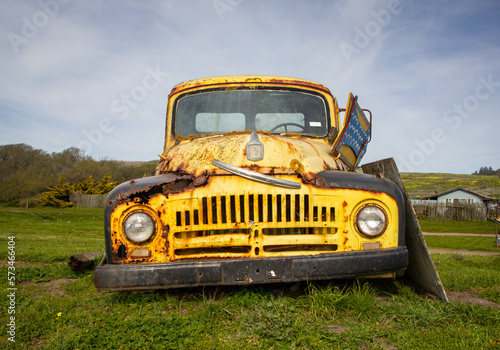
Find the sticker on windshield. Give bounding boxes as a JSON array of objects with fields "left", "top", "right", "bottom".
[{"left": 309, "top": 122, "right": 322, "bottom": 127}]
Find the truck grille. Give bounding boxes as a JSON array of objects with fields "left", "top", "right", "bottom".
[
  {"left": 171, "top": 192, "right": 339, "bottom": 258},
  {"left": 175, "top": 194, "right": 336, "bottom": 228}
]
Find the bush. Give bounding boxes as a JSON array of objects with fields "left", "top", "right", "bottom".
[{"left": 40, "top": 174, "right": 116, "bottom": 207}]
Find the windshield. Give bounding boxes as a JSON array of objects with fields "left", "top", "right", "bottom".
[{"left": 174, "top": 89, "right": 328, "bottom": 138}]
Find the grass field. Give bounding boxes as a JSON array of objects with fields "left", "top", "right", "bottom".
[
  {"left": 425, "top": 235, "right": 499, "bottom": 253},
  {"left": 419, "top": 218, "right": 497, "bottom": 234},
  {"left": 1, "top": 208, "right": 499, "bottom": 349}
]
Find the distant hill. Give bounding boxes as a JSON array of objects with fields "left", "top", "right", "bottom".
[
  {"left": 400, "top": 173, "right": 500, "bottom": 200},
  {"left": 0, "top": 144, "right": 159, "bottom": 206}
]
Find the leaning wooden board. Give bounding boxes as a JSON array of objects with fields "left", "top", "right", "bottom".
[{"left": 362, "top": 158, "right": 448, "bottom": 302}]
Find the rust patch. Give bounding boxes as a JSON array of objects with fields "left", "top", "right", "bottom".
[
  {"left": 315, "top": 176, "right": 326, "bottom": 187},
  {"left": 159, "top": 160, "right": 169, "bottom": 172},
  {"left": 113, "top": 173, "right": 208, "bottom": 206},
  {"left": 300, "top": 172, "right": 317, "bottom": 184},
  {"left": 282, "top": 138, "right": 300, "bottom": 154},
  {"left": 322, "top": 160, "right": 333, "bottom": 171},
  {"left": 245, "top": 77, "right": 262, "bottom": 82},
  {"left": 193, "top": 171, "right": 210, "bottom": 187},
  {"left": 161, "top": 178, "right": 193, "bottom": 194}
]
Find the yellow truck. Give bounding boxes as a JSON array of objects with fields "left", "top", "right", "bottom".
[{"left": 93, "top": 75, "right": 409, "bottom": 291}]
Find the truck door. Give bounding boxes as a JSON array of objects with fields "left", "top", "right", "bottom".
[{"left": 331, "top": 93, "right": 372, "bottom": 170}]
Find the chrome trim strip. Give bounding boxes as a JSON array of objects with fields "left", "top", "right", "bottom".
[{"left": 211, "top": 159, "right": 301, "bottom": 189}]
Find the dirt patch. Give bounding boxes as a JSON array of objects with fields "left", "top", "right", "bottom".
[
  {"left": 30, "top": 337, "right": 45, "bottom": 349},
  {"left": 322, "top": 326, "right": 399, "bottom": 349},
  {"left": 19, "top": 278, "right": 78, "bottom": 297},
  {"left": 375, "top": 290, "right": 499, "bottom": 309},
  {"left": 360, "top": 338, "right": 399, "bottom": 350},
  {"left": 323, "top": 325, "right": 349, "bottom": 334},
  {"left": 447, "top": 290, "right": 500, "bottom": 309}
]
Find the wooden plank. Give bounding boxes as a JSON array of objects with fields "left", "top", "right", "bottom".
[{"left": 362, "top": 158, "right": 448, "bottom": 302}]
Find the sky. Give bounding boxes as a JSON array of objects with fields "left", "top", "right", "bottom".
[{"left": 1, "top": 0, "right": 499, "bottom": 174}]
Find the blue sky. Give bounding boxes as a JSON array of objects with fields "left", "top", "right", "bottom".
[{"left": 1, "top": 0, "right": 499, "bottom": 174}]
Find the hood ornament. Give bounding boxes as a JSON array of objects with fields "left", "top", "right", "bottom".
[{"left": 246, "top": 131, "right": 264, "bottom": 161}]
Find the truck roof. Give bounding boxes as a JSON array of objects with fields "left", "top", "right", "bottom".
[{"left": 168, "top": 75, "right": 333, "bottom": 97}]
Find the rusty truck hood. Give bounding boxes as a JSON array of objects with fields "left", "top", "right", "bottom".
[{"left": 162, "top": 133, "right": 346, "bottom": 176}]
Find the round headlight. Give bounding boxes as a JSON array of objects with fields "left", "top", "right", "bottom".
[
  {"left": 356, "top": 205, "right": 387, "bottom": 237},
  {"left": 123, "top": 212, "right": 156, "bottom": 244}
]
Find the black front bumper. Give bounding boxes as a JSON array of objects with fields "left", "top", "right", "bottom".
[{"left": 94, "top": 247, "right": 408, "bottom": 291}]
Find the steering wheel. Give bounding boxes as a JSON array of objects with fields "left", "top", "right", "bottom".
[{"left": 270, "top": 123, "right": 305, "bottom": 133}]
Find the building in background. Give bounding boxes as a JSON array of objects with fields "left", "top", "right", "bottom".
[{"left": 422, "top": 188, "right": 497, "bottom": 211}]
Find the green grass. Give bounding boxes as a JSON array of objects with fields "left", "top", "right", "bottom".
[
  {"left": 425, "top": 235, "right": 499, "bottom": 253},
  {"left": 432, "top": 254, "right": 500, "bottom": 303},
  {"left": 1, "top": 278, "right": 499, "bottom": 349},
  {"left": 419, "top": 218, "right": 497, "bottom": 234},
  {"left": 1, "top": 208, "right": 500, "bottom": 349},
  {"left": 0, "top": 207, "right": 103, "bottom": 262}
]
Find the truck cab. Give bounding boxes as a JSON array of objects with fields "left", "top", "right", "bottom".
[{"left": 94, "top": 75, "right": 408, "bottom": 291}]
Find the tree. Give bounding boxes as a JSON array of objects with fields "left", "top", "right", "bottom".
[{"left": 472, "top": 166, "right": 498, "bottom": 175}]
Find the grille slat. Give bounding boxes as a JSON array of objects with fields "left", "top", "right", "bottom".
[
  {"left": 202, "top": 197, "right": 208, "bottom": 225},
  {"left": 295, "top": 194, "right": 300, "bottom": 221},
  {"left": 239, "top": 195, "right": 245, "bottom": 222},
  {"left": 277, "top": 194, "right": 282, "bottom": 222},
  {"left": 211, "top": 197, "right": 217, "bottom": 224},
  {"left": 221, "top": 196, "right": 227, "bottom": 224},
  {"left": 267, "top": 194, "right": 273, "bottom": 222},
  {"left": 258, "top": 194, "right": 264, "bottom": 222},
  {"left": 285, "top": 194, "right": 291, "bottom": 222},
  {"left": 230, "top": 196, "right": 236, "bottom": 223},
  {"left": 248, "top": 194, "right": 255, "bottom": 222},
  {"left": 304, "top": 195, "right": 310, "bottom": 221}
]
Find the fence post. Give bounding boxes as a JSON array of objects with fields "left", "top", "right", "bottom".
[{"left": 496, "top": 207, "right": 499, "bottom": 248}]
